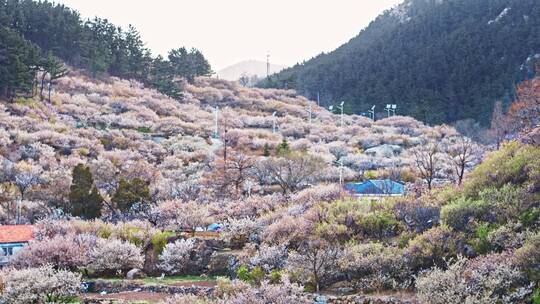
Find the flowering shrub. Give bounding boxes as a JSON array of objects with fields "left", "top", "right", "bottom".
[
  {"left": 249, "top": 244, "right": 288, "bottom": 272},
  {"left": 160, "top": 294, "right": 215, "bottom": 304},
  {"left": 0, "top": 265, "right": 82, "bottom": 304},
  {"left": 87, "top": 238, "right": 144, "bottom": 275},
  {"left": 405, "top": 225, "right": 460, "bottom": 271},
  {"left": 158, "top": 238, "right": 196, "bottom": 274},
  {"left": 339, "top": 243, "right": 412, "bottom": 290},
  {"left": 11, "top": 234, "right": 96, "bottom": 269},
  {"left": 216, "top": 276, "right": 310, "bottom": 304},
  {"left": 416, "top": 254, "right": 533, "bottom": 304},
  {"left": 220, "top": 217, "right": 263, "bottom": 249}
]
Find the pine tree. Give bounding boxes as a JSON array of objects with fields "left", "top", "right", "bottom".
[
  {"left": 263, "top": 143, "right": 271, "bottom": 157},
  {"left": 69, "top": 164, "right": 103, "bottom": 219},
  {"left": 112, "top": 178, "right": 151, "bottom": 212},
  {"left": 276, "top": 139, "right": 291, "bottom": 156}
]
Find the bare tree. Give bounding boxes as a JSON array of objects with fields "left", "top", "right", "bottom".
[
  {"left": 207, "top": 150, "right": 255, "bottom": 197},
  {"left": 287, "top": 239, "right": 342, "bottom": 292},
  {"left": 489, "top": 101, "right": 513, "bottom": 149},
  {"left": 238, "top": 73, "right": 250, "bottom": 87},
  {"left": 446, "top": 137, "right": 482, "bottom": 185},
  {"left": 259, "top": 153, "right": 324, "bottom": 195},
  {"left": 411, "top": 141, "right": 441, "bottom": 191}
]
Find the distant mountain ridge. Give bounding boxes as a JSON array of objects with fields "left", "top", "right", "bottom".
[
  {"left": 218, "top": 60, "right": 285, "bottom": 81},
  {"left": 260, "top": 0, "right": 540, "bottom": 125}
]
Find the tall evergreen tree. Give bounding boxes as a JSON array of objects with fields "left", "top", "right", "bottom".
[
  {"left": 69, "top": 164, "right": 103, "bottom": 219},
  {"left": 111, "top": 178, "right": 151, "bottom": 212}
]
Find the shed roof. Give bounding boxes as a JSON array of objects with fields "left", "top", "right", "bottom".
[
  {"left": 0, "top": 225, "right": 34, "bottom": 244},
  {"left": 345, "top": 179, "right": 405, "bottom": 195}
]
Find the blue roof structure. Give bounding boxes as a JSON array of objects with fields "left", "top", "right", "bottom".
[{"left": 345, "top": 179, "right": 405, "bottom": 196}]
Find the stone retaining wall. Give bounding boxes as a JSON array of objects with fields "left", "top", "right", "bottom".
[
  {"left": 88, "top": 279, "right": 214, "bottom": 296},
  {"left": 324, "top": 295, "right": 417, "bottom": 304}
]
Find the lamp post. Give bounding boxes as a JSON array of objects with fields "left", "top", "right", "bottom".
[
  {"left": 329, "top": 101, "right": 345, "bottom": 128},
  {"left": 385, "top": 104, "right": 397, "bottom": 117},
  {"left": 368, "top": 105, "right": 376, "bottom": 121}
]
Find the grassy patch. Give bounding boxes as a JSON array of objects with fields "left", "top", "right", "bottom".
[
  {"left": 142, "top": 275, "right": 217, "bottom": 285},
  {"left": 89, "top": 275, "right": 217, "bottom": 286}
]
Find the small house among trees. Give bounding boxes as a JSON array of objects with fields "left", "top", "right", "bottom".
[
  {"left": 0, "top": 225, "right": 34, "bottom": 266},
  {"left": 345, "top": 179, "right": 405, "bottom": 197}
]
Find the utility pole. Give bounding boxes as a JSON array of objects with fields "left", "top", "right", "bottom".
[
  {"left": 339, "top": 101, "right": 344, "bottom": 128},
  {"left": 266, "top": 52, "right": 270, "bottom": 79},
  {"left": 214, "top": 106, "right": 219, "bottom": 138}
]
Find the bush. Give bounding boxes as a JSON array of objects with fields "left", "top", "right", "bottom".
[
  {"left": 441, "top": 197, "right": 490, "bottom": 232},
  {"left": 417, "top": 254, "right": 532, "bottom": 304},
  {"left": 88, "top": 238, "right": 144, "bottom": 275},
  {"left": 11, "top": 234, "right": 96, "bottom": 270},
  {"left": 0, "top": 265, "right": 82, "bottom": 304},
  {"left": 405, "top": 226, "right": 460, "bottom": 271},
  {"left": 151, "top": 231, "right": 177, "bottom": 254},
  {"left": 394, "top": 200, "right": 440, "bottom": 233},
  {"left": 463, "top": 142, "right": 540, "bottom": 198},
  {"left": 220, "top": 217, "right": 262, "bottom": 249},
  {"left": 515, "top": 232, "right": 540, "bottom": 282},
  {"left": 339, "top": 243, "right": 412, "bottom": 291},
  {"left": 217, "top": 277, "right": 310, "bottom": 304},
  {"left": 158, "top": 238, "right": 196, "bottom": 275},
  {"left": 160, "top": 294, "right": 215, "bottom": 304},
  {"left": 249, "top": 244, "right": 287, "bottom": 272}
]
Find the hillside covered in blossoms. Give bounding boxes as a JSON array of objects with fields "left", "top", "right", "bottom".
[{"left": 1, "top": 0, "right": 539, "bottom": 303}]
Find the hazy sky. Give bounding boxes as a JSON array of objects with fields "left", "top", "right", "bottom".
[{"left": 54, "top": 0, "right": 403, "bottom": 70}]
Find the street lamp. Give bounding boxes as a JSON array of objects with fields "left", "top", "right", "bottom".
[
  {"left": 385, "top": 104, "right": 397, "bottom": 117},
  {"left": 368, "top": 105, "right": 376, "bottom": 121},
  {"left": 329, "top": 101, "right": 345, "bottom": 128}
]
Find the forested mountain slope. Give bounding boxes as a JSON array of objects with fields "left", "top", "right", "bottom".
[
  {"left": 260, "top": 0, "right": 540, "bottom": 125},
  {"left": 0, "top": 0, "right": 211, "bottom": 100}
]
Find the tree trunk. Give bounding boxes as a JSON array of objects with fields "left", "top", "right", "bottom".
[
  {"left": 48, "top": 82, "right": 52, "bottom": 102},
  {"left": 40, "top": 73, "right": 47, "bottom": 100}
]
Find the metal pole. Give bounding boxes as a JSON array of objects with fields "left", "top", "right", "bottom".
[
  {"left": 341, "top": 107, "right": 344, "bottom": 128},
  {"left": 272, "top": 111, "right": 277, "bottom": 133},
  {"left": 339, "top": 162, "right": 343, "bottom": 187},
  {"left": 317, "top": 92, "right": 320, "bottom": 107},
  {"left": 214, "top": 106, "right": 219, "bottom": 138}
]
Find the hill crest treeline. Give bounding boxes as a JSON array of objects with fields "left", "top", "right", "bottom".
[
  {"left": 259, "top": 0, "right": 540, "bottom": 125},
  {"left": 0, "top": 0, "right": 212, "bottom": 100}
]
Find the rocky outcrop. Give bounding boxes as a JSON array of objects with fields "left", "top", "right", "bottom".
[
  {"left": 364, "top": 145, "right": 403, "bottom": 158},
  {"left": 126, "top": 268, "right": 146, "bottom": 280},
  {"left": 519, "top": 125, "right": 540, "bottom": 146}
]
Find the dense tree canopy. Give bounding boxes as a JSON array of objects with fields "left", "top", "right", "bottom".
[
  {"left": 0, "top": 0, "right": 212, "bottom": 100},
  {"left": 260, "top": 0, "right": 540, "bottom": 126}
]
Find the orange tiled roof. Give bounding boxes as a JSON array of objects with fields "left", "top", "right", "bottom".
[{"left": 0, "top": 225, "right": 34, "bottom": 244}]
